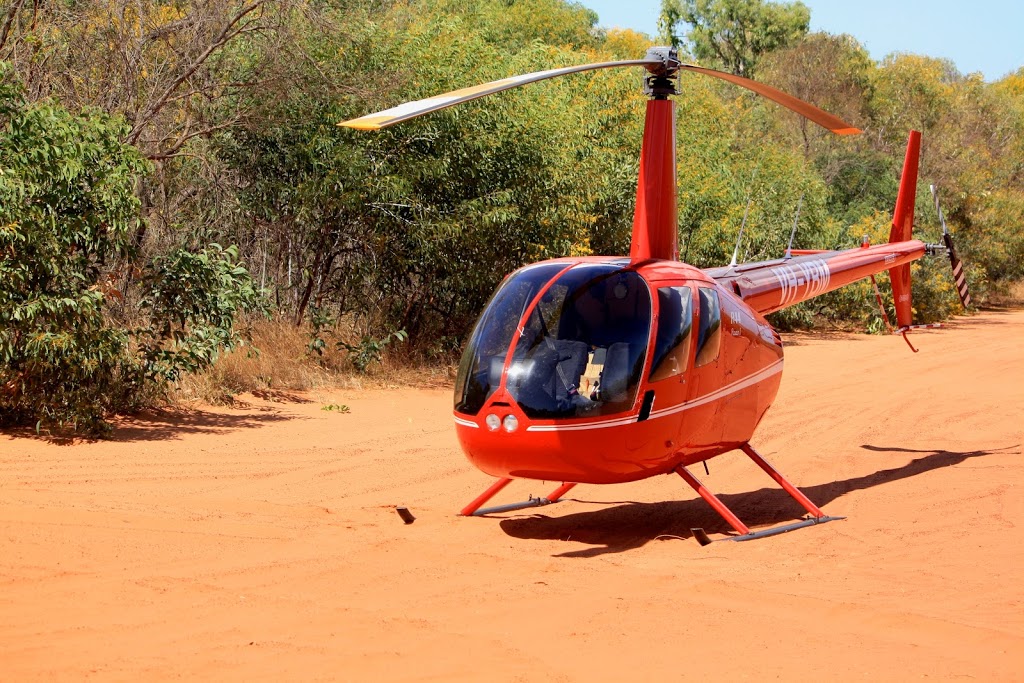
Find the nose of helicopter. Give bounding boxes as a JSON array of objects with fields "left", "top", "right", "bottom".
[
  {"left": 451, "top": 259, "right": 661, "bottom": 483},
  {"left": 453, "top": 392, "right": 672, "bottom": 485}
]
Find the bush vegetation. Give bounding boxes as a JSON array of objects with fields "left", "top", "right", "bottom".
[{"left": 1, "top": 0, "right": 1021, "bottom": 432}]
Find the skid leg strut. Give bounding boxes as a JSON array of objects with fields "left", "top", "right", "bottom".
[
  {"left": 740, "top": 443, "right": 825, "bottom": 518},
  {"left": 545, "top": 482, "right": 577, "bottom": 502},
  {"left": 675, "top": 465, "right": 751, "bottom": 536},
  {"left": 459, "top": 480, "right": 578, "bottom": 517},
  {"left": 679, "top": 444, "right": 845, "bottom": 543},
  {"left": 459, "top": 478, "right": 512, "bottom": 516}
]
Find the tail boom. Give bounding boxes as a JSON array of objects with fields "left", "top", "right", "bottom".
[
  {"left": 709, "top": 240, "right": 926, "bottom": 316},
  {"left": 709, "top": 129, "right": 927, "bottom": 319}
]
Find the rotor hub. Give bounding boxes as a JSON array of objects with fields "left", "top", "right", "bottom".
[
  {"left": 642, "top": 47, "right": 680, "bottom": 98},
  {"left": 642, "top": 47, "right": 681, "bottom": 77}
]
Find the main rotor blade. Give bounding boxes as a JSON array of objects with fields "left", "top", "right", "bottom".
[
  {"left": 340, "top": 52, "right": 860, "bottom": 136},
  {"left": 680, "top": 65, "right": 860, "bottom": 135},
  {"left": 339, "top": 59, "right": 658, "bottom": 130}
]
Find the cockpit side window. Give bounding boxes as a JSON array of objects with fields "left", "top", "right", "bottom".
[
  {"left": 649, "top": 286, "right": 693, "bottom": 382},
  {"left": 695, "top": 286, "right": 721, "bottom": 367}
]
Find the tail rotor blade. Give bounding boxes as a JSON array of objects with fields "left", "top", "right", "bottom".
[
  {"left": 930, "top": 184, "right": 972, "bottom": 309},
  {"left": 943, "top": 232, "right": 972, "bottom": 308}
]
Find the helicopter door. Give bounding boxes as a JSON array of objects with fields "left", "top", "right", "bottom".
[
  {"left": 681, "top": 285, "right": 725, "bottom": 449},
  {"left": 646, "top": 285, "right": 695, "bottom": 418},
  {"left": 694, "top": 286, "right": 723, "bottom": 369},
  {"left": 649, "top": 286, "right": 694, "bottom": 383}
]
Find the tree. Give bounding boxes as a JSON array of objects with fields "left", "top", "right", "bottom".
[
  {"left": 870, "top": 53, "right": 958, "bottom": 151},
  {"left": 217, "top": 1, "right": 644, "bottom": 346},
  {"left": 1, "top": 0, "right": 288, "bottom": 161},
  {"left": 758, "top": 33, "right": 872, "bottom": 159},
  {"left": 659, "top": 0, "right": 810, "bottom": 78}
]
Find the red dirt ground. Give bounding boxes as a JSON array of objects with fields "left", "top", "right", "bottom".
[{"left": 2, "top": 309, "right": 1022, "bottom": 681}]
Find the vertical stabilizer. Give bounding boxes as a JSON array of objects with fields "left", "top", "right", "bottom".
[{"left": 888, "top": 130, "right": 921, "bottom": 328}]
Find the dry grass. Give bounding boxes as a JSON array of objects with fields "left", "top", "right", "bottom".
[
  {"left": 988, "top": 280, "right": 1024, "bottom": 307},
  {"left": 171, "top": 316, "right": 459, "bottom": 404}
]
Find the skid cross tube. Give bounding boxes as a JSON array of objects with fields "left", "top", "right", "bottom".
[
  {"left": 679, "top": 443, "right": 844, "bottom": 543},
  {"left": 460, "top": 480, "right": 577, "bottom": 517}
]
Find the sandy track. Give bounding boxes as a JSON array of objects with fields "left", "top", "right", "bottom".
[{"left": 2, "top": 310, "right": 1022, "bottom": 681}]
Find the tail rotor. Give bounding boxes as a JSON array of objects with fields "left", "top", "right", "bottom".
[{"left": 929, "top": 184, "right": 972, "bottom": 309}]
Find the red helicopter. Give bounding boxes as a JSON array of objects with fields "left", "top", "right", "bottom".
[{"left": 342, "top": 47, "right": 970, "bottom": 542}]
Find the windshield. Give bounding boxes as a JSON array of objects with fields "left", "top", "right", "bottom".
[
  {"left": 454, "top": 262, "right": 569, "bottom": 415},
  {"left": 507, "top": 264, "right": 652, "bottom": 419}
]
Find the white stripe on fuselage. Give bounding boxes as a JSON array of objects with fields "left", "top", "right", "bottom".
[
  {"left": 645, "top": 358, "right": 783, "bottom": 421},
  {"left": 525, "top": 414, "right": 638, "bottom": 432}
]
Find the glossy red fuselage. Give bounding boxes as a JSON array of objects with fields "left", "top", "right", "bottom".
[{"left": 453, "top": 257, "right": 784, "bottom": 484}]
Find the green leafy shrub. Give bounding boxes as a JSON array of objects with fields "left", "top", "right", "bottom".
[
  {"left": 0, "top": 69, "right": 147, "bottom": 433},
  {"left": 0, "top": 67, "right": 263, "bottom": 434},
  {"left": 139, "top": 243, "right": 265, "bottom": 382},
  {"left": 338, "top": 330, "right": 408, "bottom": 373}
]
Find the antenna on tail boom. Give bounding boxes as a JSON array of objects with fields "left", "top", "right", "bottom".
[
  {"left": 729, "top": 167, "right": 760, "bottom": 268},
  {"left": 784, "top": 194, "right": 804, "bottom": 259},
  {"left": 729, "top": 197, "right": 753, "bottom": 268}
]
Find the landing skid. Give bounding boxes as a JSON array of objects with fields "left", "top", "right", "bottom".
[
  {"left": 459, "top": 479, "right": 577, "bottom": 517},
  {"left": 679, "top": 443, "right": 844, "bottom": 545},
  {"left": 457, "top": 443, "right": 843, "bottom": 544}
]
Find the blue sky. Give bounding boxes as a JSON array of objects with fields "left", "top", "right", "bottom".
[{"left": 579, "top": 0, "right": 1024, "bottom": 81}]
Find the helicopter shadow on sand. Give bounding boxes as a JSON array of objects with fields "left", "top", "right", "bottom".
[
  {"left": 942, "top": 310, "right": 1020, "bottom": 330},
  {"left": 498, "top": 443, "right": 1020, "bottom": 558},
  {"left": 780, "top": 310, "right": 1019, "bottom": 348}
]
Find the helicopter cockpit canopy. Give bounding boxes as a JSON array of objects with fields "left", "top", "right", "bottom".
[{"left": 455, "top": 261, "right": 652, "bottom": 419}]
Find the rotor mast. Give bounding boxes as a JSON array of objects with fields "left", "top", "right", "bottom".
[{"left": 629, "top": 48, "right": 681, "bottom": 263}]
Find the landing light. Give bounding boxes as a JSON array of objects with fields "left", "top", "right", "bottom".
[
  {"left": 485, "top": 414, "right": 501, "bottom": 431},
  {"left": 503, "top": 415, "right": 519, "bottom": 433}
]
